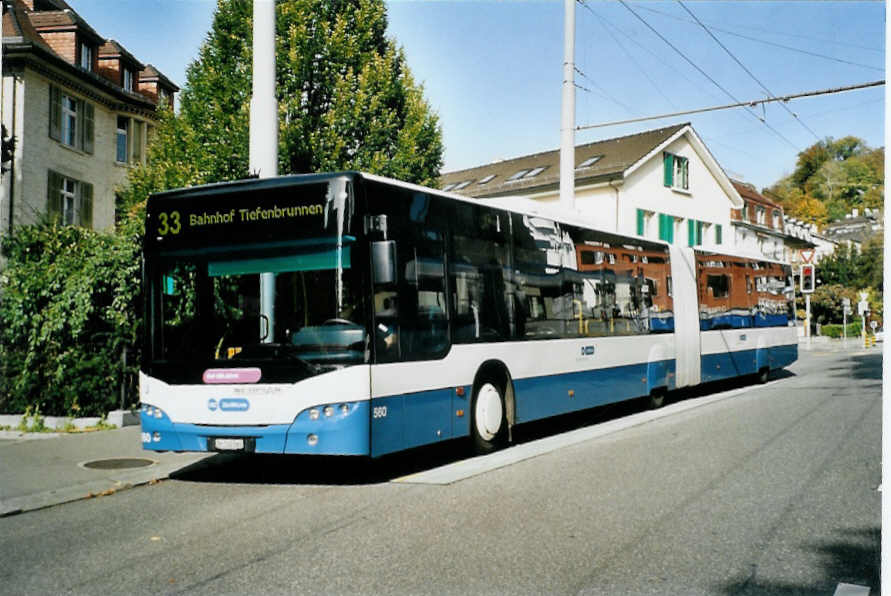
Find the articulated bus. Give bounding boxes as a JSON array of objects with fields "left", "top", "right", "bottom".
[{"left": 140, "top": 172, "right": 797, "bottom": 456}]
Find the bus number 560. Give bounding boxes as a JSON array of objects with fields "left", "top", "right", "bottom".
[{"left": 373, "top": 406, "right": 387, "bottom": 419}]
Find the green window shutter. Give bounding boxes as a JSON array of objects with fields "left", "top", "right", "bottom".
[
  {"left": 715, "top": 224, "right": 723, "bottom": 245},
  {"left": 687, "top": 219, "right": 695, "bottom": 246},
  {"left": 663, "top": 153, "right": 673, "bottom": 187},
  {"left": 79, "top": 182, "right": 93, "bottom": 228},
  {"left": 82, "top": 101, "right": 94, "bottom": 154},
  {"left": 659, "top": 214, "right": 674, "bottom": 243},
  {"left": 49, "top": 85, "right": 62, "bottom": 141},
  {"left": 696, "top": 221, "right": 703, "bottom": 245},
  {"left": 46, "top": 170, "right": 63, "bottom": 222},
  {"left": 132, "top": 120, "right": 143, "bottom": 163},
  {"left": 637, "top": 209, "right": 645, "bottom": 236}
]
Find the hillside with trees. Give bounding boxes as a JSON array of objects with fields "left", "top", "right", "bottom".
[{"left": 765, "top": 136, "right": 883, "bottom": 226}]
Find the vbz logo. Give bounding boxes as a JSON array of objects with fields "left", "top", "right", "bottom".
[{"left": 580, "top": 345, "right": 596, "bottom": 356}]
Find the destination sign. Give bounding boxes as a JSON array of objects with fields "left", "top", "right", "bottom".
[{"left": 145, "top": 180, "right": 350, "bottom": 251}]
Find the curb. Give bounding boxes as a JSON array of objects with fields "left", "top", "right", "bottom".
[{"left": 0, "top": 409, "right": 139, "bottom": 432}]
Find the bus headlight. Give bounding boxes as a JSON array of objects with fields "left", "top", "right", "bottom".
[
  {"left": 340, "top": 404, "right": 350, "bottom": 415},
  {"left": 307, "top": 434, "right": 318, "bottom": 446},
  {"left": 309, "top": 409, "right": 320, "bottom": 421},
  {"left": 323, "top": 406, "right": 334, "bottom": 418}
]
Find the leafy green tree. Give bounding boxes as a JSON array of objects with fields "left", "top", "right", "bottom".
[{"left": 119, "top": 0, "right": 443, "bottom": 212}]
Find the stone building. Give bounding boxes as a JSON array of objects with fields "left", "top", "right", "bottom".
[{"left": 1, "top": 0, "right": 178, "bottom": 258}]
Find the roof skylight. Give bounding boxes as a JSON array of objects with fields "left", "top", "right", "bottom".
[
  {"left": 478, "top": 174, "right": 496, "bottom": 185},
  {"left": 453, "top": 180, "right": 472, "bottom": 191},
  {"left": 524, "top": 166, "right": 547, "bottom": 178},
  {"left": 507, "top": 169, "right": 530, "bottom": 182},
  {"left": 577, "top": 155, "right": 603, "bottom": 169}
]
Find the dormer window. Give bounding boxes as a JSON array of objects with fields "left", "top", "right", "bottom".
[{"left": 79, "top": 42, "right": 93, "bottom": 71}]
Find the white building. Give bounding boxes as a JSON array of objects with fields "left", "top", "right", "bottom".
[{"left": 440, "top": 123, "right": 743, "bottom": 252}]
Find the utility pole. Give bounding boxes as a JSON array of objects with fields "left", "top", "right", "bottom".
[
  {"left": 251, "top": 0, "right": 278, "bottom": 342},
  {"left": 559, "top": 0, "right": 575, "bottom": 210}
]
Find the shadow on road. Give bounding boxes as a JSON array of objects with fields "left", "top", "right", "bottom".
[
  {"left": 716, "top": 526, "right": 880, "bottom": 595},
  {"left": 170, "top": 370, "right": 794, "bottom": 487}
]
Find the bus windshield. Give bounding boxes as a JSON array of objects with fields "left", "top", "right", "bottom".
[{"left": 150, "top": 240, "right": 367, "bottom": 384}]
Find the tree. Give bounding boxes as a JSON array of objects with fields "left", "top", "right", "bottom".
[
  {"left": 119, "top": 0, "right": 443, "bottom": 212},
  {"left": 767, "top": 136, "right": 883, "bottom": 225}
]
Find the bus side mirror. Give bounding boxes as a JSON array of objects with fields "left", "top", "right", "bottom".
[{"left": 371, "top": 241, "right": 397, "bottom": 285}]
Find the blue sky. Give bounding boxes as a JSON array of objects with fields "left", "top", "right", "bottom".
[{"left": 71, "top": 0, "right": 885, "bottom": 191}]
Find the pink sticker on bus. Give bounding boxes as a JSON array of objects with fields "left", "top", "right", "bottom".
[{"left": 202, "top": 368, "right": 262, "bottom": 384}]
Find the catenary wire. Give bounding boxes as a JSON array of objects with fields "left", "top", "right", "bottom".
[
  {"left": 677, "top": 0, "right": 821, "bottom": 142},
  {"left": 617, "top": 0, "right": 800, "bottom": 151},
  {"left": 576, "top": 80, "right": 884, "bottom": 131}
]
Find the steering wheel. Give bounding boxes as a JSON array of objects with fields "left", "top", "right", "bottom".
[{"left": 322, "top": 318, "right": 353, "bottom": 326}]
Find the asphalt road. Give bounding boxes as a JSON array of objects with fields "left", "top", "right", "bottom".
[{"left": 0, "top": 348, "right": 880, "bottom": 595}]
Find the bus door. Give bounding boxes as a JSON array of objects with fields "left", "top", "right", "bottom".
[{"left": 668, "top": 245, "right": 701, "bottom": 387}]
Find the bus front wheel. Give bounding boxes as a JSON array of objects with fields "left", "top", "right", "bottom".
[{"left": 471, "top": 380, "right": 507, "bottom": 454}]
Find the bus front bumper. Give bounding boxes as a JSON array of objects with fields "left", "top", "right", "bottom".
[{"left": 140, "top": 401, "right": 370, "bottom": 455}]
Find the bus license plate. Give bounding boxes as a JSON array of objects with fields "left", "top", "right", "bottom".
[{"left": 213, "top": 438, "right": 244, "bottom": 451}]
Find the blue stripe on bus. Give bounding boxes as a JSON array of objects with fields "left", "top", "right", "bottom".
[
  {"left": 513, "top": 359, "right": 675, "bottom": 422},
  {"left": 700, "top": 342, "right": 798, "bottom": 382},
  {"left": 371, "top": 387, "right": 457, "bottom": 457}
]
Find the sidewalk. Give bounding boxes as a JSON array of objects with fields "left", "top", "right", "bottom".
[
  {"left": 0, "top": 425, "right": 212, "bottom": 517},
  {"left": 797, "top": 334, "right": 882, "bottom": 353}
]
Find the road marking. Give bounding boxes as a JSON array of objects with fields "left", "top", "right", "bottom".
[
  {"left": 833, "top": 583, "right": 870, "bottom": 596},
  {"left": 394, "top": 381, "right": 774, "bottom": 485}
]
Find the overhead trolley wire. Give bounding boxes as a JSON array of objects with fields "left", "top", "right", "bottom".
[
  {"left": 617, "top": 0, "right": 800, "bottom": 151},
  {"left": 637, "top": 4, "right": 885, "bottom": 71},
  {"left": 577, "top": 0, "right": 679, "bottom": 110},
  {"left": 676, "top": 0, "right": 821, "bottom": 142},
  {"left": 573, "top": 65, "right": 639, "bottom": 115},
  {"left": 576, "top": 80, "right": 885, "bottom": 131}
]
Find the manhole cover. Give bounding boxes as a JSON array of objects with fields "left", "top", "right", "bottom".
[{"left": 81, "top": 458, "right": 156, "bottom": 470}]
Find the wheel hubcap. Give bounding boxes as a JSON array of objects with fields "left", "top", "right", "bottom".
[{"left": 475, "top": 383, "right": 503, "bottom": 441}]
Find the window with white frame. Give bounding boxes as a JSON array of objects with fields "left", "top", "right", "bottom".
[
  {"left": 772, "top": 210, "right": 781, "bottom": 229},
  {"left": 123, "top": 69, "right": 134, "bottom": 92},
  {"left": 62, "top": 95, "right": 78, "bottom": 147},
  {"left": 47, "top": 170, "right": 93, "bottom": 228},
  {"left": 49, "top": 85, "right": 94, "bottom": 154},
  {"left": 79, "top": 42, "right": 93, "bottom": 71},
  {"left": 116, "top": 116, "right": 130, "bottom": 163},
  {"left": 756, "top": 206, "right": 766, "bottom": 225},
  {"left": 663, "top": 152, "right": 689, "bottom": 191}
]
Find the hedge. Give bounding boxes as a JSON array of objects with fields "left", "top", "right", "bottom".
[{"left": 0, "top": 222, "right": 142, "bottom": 416}]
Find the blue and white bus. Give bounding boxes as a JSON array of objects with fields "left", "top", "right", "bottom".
[{"left": 140, "top": 172, "right": 798, "bottom": 456}]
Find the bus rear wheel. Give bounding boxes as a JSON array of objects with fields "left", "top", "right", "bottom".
[
  {"left": 471, "top": 380, "right": 507, "bottom": 454},
  {"left": 757, "top": 367, "right": 770, "bottom": 384}
]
